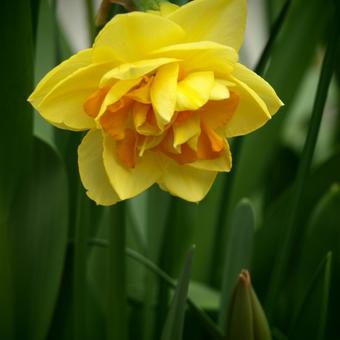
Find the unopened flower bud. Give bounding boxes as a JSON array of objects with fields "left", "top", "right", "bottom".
[{"left": 226, "top": 270, "right": 272, "bottom": 340}]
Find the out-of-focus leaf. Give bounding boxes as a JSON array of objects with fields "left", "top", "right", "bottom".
[
  {"left": 253, "top": 151, "right": 340, "bottom": 299},
  {"left": 266, "top": 1, "right": 340, "bottom": 311},
  {"left": 0, "top": 1, "right": 34, "bottom": 338},
  {"left": 107, "top": 203, "right": 128, "bottom": 340},
  {"left": 218, "top": 199, "right": 255, "bottom": 330},
  {"left": 161, "top": 247, "right": 194, "bottom": 340},
  {"left": 33, "top": 0, "right": 57, "bottom": 146},
  {"left": 216, "top": 0, "right": 333, "bottom": 281},
  {"left": 9, "top": 138, "right": 69, "bottom": 340},
  {"left": 188, "top": 281, "right": 220, "bottom": 312},
  {"left": 289, "top": 252, "right": 332, "bottom": 340},
  {"left": 293, "top": 184, "right": 340, "bottom": 338}
]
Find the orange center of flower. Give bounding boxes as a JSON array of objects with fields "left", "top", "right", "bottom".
[{"left": 84, "top": 72, "right": 239, "bottom": 169}]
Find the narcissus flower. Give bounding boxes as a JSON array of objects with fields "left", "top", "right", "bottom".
[{"left": 29, "top": 0, "right": 283, "bottom": 205}]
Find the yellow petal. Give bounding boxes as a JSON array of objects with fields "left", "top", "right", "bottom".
[
  {"left": 97, "top": 78, "right": 142, "bottom": 119},
  {"left": 92, "top": 46, "right": 124, "bottom": 64},
  {"left": 94, "top": 12, "right": 185, "bottom": 61},
  {"left": 190, "top": 144, "right": 232, "bottom": 172},
  {"left": 173, "top": 111, "right": 201, "bottom": 147},
  {"left": 128, "top": 78, "right": 152, "bottom": 104},
  {"left": 28, "top": 49, "right": 92, "bottom": 108},
  {"left": 176, "top": 71, "right": 214, "bottom": 111},
  {"left": 150, "top": 63, "right": 179, "bottom": 124},
  {"left": 78, "top": 130, "right": 119, "bottom": 205},
  {"left": 103, "top": 134, "right": 161, "bottom": 200},
  {"left": 167, "top": 0, "right": 247, "bottom": 51},
  {"left": 158, "top": 156, "right": 217, "bottom": 202},
  {"left": 159, "top": 2, "right": 179, "bottom": 16},
  {"left": 36, "top": 63, "right": 114, "bottom": 130},
  {"left": 151, "top": 41, "right": 237, "bottom": 77},
  {"left": 225, "top": 76, "right": 272, "bottom": 137},
  {"left": 232, "top": 63, "right": 284, "bottom": 115},
  {"left": 210, "top": 80, "right": 230, "bottom": 100},
  {"left": 100, "top": 58, "right": 178, "bottom": 84}
]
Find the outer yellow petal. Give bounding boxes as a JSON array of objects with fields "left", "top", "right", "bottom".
[
  {"left": 159, "top": 2, "right": 179, "bottom": 16},
  {"left": 78, "top": 130, "right": 120, "bottom": 205},
  {"left": 28, "top": 49, "right": 92, "bottom": 107},
  {"left": 232, "top": 63, "right": 284, "bottom": 116},
  {"left": 151, "top": 63, "right": 179, "bottom": 124},
  {"left": 167, "top": 0, "right": 247, "bottom": 51},
  {"left": 36, "top": 63, "right": 114, "bottom": 130},
  {"left": 225, "top": 76, "right": 272, "bottom": 137},
  {"left": 94, "top": 12, "right": 185, "bottom": 61},
  {"left": 158, "top": 156, "right": 217, "bottom": 202},
  {"left": 176, "top": 71, "right": 214, "bottom": 111},
  {"left": 103, "top": 134, "right": 161, "bottom": 200},
  {"left": 151, "top": 41, "right": 237, "bottom": 77},
  {"left": 190, "top": 144, "right": 232, "bottom": 172},
  {"left": 92, "top": 46, "right": 124, "bottom": 64},
  {"left": 100, "top": 58, "right": 179, "bottom": 84}
]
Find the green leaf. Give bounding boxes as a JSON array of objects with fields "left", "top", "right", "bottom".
[
  {"left": 252, "top": 151, "right": 340, "bottom": 300},
  {"left": 218, "top": 199, "right": 255, "bottom": 331},
  {"left": 188, "top": 281, "right": 220, "bottom": 311},
  {"left": 0, "top": 1, "right": 34, "bottom": 338},
  {"left": 294, "top": 184, "right": 340, "bottom": 338},
  {"left": 215, "top": 0, "right": 333, "bottom": 284},
  {"left": 107, "top": 203, "right": 128, "bottom": 340},
  {"left": 33, "top": 0, "right": 57, "bottom": 147},
  {"left": 289, "top": 252, "right": 332, "bottom": 340},
  {"left": 9, "top": 138, "right": 69, "bottom": 340},
  {"left": 161, "top": 246, "right": 194, "bottom": 340},
  {"left": 266, "top": 1, "right": 340, "bottom": 309}
]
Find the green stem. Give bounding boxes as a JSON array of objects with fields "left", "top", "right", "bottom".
[
  {"left": 266, "top": 2, "right": 340, "bottom": 313},
  {"left": 73, "top": 189, "right": 89, "bottom": 340},
  {"left": 107, "top": 202, "right": 127, "bottom": 340},
  {"left": 210, "top": 0, "right": 291, "bottom": 287},
  {"left": 155, "top": 196, "right": 177, "bottom": 339}
]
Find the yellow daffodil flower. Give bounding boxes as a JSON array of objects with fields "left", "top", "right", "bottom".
[{"left": 28, "top": 0, "right": 283, "bottom": 205}]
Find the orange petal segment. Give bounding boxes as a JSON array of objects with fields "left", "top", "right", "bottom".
[
  {"left": 84, "top": 87, "right": 110, "bottom": 118},
  {"left": 116, "top": 129, "right": 138, "bottom": 168},
  {"left": 100, "top": 98, "right": 132, "bottom": 140}
]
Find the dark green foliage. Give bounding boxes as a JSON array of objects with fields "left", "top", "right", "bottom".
[{"left": 1, "top": 0, "right": 340, "bottom": 339}]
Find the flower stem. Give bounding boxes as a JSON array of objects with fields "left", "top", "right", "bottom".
[
  {"left": 266, "top": 1, "right": 340, "bottom": 314},
  {"left": 107, "top": 202, "right": 127, "bottom": 340},
  {"left": 73, "top": 189, "right": 89, "bottom": 340}
]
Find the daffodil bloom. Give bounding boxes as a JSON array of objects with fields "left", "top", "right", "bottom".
[{"left": 29, "top": 0, "right": 283, "bottom": 205}]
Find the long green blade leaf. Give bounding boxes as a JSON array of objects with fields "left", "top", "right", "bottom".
[
  {"left": 267, "top": 1, "right": 340, "bottom": 310},
  {"left": 161, "top": 246, "right": 194, "bottom": 340},
  {"left": 218, "top": 199, "right": 255, "bottom": 331},
  {"left": 9, "top": 138, "right": 69, "bottom": 340}
]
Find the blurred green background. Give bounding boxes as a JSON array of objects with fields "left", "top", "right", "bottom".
[{"left": 1, "top": 0, "right": 340, "bottom": 339}]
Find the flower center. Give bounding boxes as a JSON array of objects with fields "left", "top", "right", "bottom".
[{"left": 83, "top": 67, "right": 239, "bottom": 169}]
